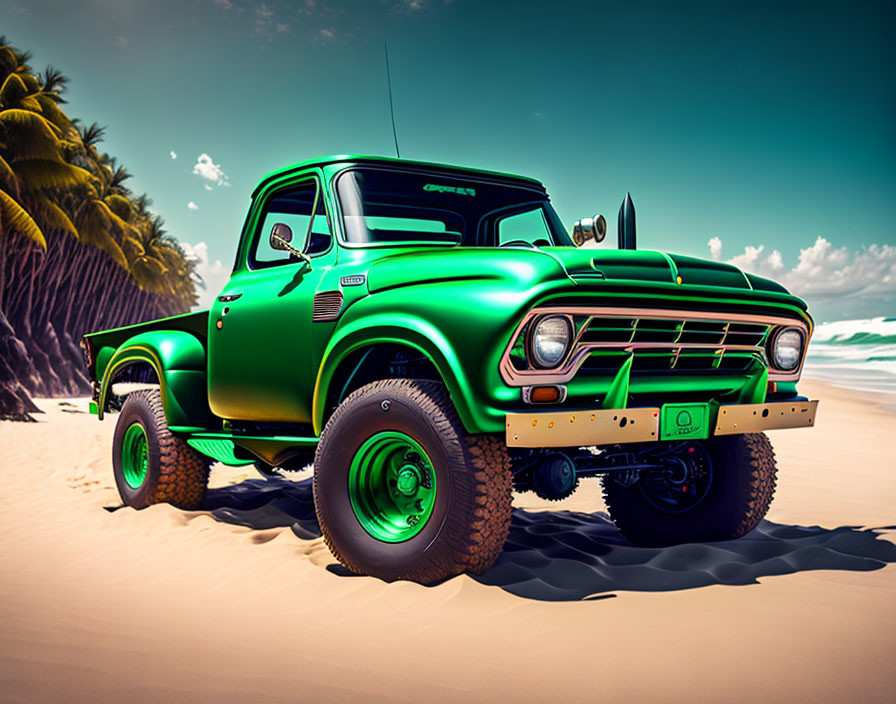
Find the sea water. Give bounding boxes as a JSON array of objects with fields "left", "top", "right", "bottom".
[{"left": 803, "top": 317, "right": 896, "bottom": 396}]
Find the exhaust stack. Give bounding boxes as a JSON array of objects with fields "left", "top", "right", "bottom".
[{"left": 617, "top": 192, "right": 637, "bottom": 250}]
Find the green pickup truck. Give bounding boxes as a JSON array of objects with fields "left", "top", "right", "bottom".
[{"left": 83, "top": 155, "right": 818, "bottom": 583}]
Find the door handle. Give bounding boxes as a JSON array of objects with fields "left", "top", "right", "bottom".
[{"left": 217, "top": 293, "right": 242, "bottom": 303}]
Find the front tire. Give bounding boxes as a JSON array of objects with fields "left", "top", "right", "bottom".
[
  {"left": 602, "top": 433, "right": 777, "bottom": 546},
  {"left": 313, "top": 379, "right": 513, "bottom": 583},
  {"left": 112, "top": 389, "right": 211, "bottom": 509}
]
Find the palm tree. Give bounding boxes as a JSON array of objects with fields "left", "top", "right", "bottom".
[
  {"left": 0, "top": 39, "right": 200, "bottom": 416},
  {"left": 38, "top": 66, "right": 69, "bottom": 102}
]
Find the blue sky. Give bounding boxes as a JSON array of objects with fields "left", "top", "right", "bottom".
[{"left": 3, "top": 0, "right": 894, "bottom": 321}]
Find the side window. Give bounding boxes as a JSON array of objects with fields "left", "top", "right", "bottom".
[
  {"left": 252, "top": 179, "right": 331, "bottom": 267},
  {"left": 497, "top": 207, "right": 552, "bottom": 246}
]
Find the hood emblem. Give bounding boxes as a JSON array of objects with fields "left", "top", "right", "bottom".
[{"left": 340, "top": 274, "right": 366, "bottom": 287}]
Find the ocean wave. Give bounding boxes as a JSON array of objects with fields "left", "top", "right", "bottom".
[
  {"left": 816, "top": 333, "right": 896, "bottom": 346},
  {"left": 804, "top": 317, "right": 896, "bottom": 396},
  {"left": 808, "top": 343, "right": 896, "bottom": 360},
  {"left": 813, "top": 317, "right": 896, "bottom": 344}
]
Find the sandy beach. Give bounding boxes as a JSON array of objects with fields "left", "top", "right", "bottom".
[{"left": 0, "top": 378, "right": 894, "bottom": 703}]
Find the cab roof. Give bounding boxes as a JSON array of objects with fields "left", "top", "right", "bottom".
[{"left": 251, "top": 154, "right": 545, "bottom": 198}]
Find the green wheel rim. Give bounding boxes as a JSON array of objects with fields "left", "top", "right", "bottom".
[
  {"left": 121, "top": 422, "right": 149, "bottom": 490},
  {"left": 348, "top": 431, "right": 437, "bottom": 543}
]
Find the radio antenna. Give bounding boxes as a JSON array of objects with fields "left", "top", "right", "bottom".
[{"left": 384, "top": 41, "right": 401, "bottom": 158}]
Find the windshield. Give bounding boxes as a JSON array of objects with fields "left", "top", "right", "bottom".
[{"left": 336, "top": 167, "right": 572, "bottom": 247}]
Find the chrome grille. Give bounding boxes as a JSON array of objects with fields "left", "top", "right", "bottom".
[
  {"left": 499, "top": 306, "right": 808, "bottom": 385},
  {"left": 582, "top": 317, "right": 771, "bottom": 348},
  {"left": 578, "top": 315, "right": 771, "bottom": 373}
]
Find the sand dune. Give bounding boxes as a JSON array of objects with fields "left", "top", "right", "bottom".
[{"left": 1, "top": 378, "right": 895, "bottom": 702}]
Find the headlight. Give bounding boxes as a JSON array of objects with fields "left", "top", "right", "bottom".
[
  {"left": 530, "top": 316, "right": 572, "bottom": 368},
  {"left": 772, "top": 328, "right": 803, "bottom": 371}
]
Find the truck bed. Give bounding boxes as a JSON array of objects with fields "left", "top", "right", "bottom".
[{"left": 82, "top": 310, "right": 209, "bottom": 379}]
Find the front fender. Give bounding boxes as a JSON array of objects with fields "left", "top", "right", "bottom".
[
  {"left": 313, "top": 313, "right": 501, "bottom": 436},
  {"left": 97, "top": 330, "right": 213, "bottom": 430}
]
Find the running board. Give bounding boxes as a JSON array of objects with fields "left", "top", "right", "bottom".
[
  {"left": 185, "top": 431, "right": 318, "bottom": 466},
  {"left": 186, "top": 437, "right": 253, "bottom": 466}
]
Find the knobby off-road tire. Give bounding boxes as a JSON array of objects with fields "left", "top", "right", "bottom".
[
  {"left": 313, "top": 379, "right": 513, "bottom": 584},
  {"left": 602, "top": 432, "right": 777, "bottom": 546},
  {"left": 112, "top": 389, "right": 211, "bottom": 509}
]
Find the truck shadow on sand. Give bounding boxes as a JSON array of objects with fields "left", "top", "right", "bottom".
[{"left": 201, "top": 476, "right": 896, "bottom": 602}]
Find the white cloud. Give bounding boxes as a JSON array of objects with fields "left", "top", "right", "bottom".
[
  {"left": 170, "top": 151, "right": 177, "bottom": 160},
  {"left": 213, "top": 0, "right": 233, "bottom": 9},
  {"left": 254, "top": 2, "right": 289, "bottom": 35},
  {"left": 315, "top": 27, "right": 336, "bottom": 42},
  {"left": 182, "top": 242, "right": 230, "bottom": 309},
  {"left": 187, "top": 201, "right": 198, "bottom": 211},
  {"left": 726, "top": 244, "right": 781, "bottom": 274},
  {"left": 765, "top": 249, "right": 784, "bottom": 273},
  {"left": 192, "top": 153, "right": 230, "bottom": 187},
  {"left": 390, "top": 0, "right": 429, "bottom": 11},
  {"left": 204, "top": 184, "right": 213, "bottom": 191},
  {"left": 708, "top": 236, "right": 896, "bottom": 302}
]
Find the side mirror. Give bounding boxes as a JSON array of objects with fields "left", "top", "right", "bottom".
[
  {"left": 270, "top": 223, "right": 293, "bottom": 250},
  {"left": 572, "top": 214, "right": 607, "bottom": 247}
]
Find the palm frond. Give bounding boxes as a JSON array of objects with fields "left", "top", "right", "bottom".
[
  {"left": 35, "top": 199, "right": 78, "bottom": 237},
  {"left": 18, "top": 94, "right": 42, "bottom": 113},
  {"left": 0, "top": 187, "right": 46, "bottom": 248},
  {"left": 132, "top": 193, "right": 152, "bottom": 215},
  {"left": 39, "top": 66, "right": 69, "bottom": 102},
  {"left": 0, "top": 107, "right": 63, "bottom": 142},
  {"left": 16, "top": 68, "right": 40, "bottom": 93},
  {"left": 0, "top": 47, "right": 18, "bottom": 78},
  {"left": 35, "top": 94, "right": 70, "bottom": 130},
  {"left": 119, "top": 231, "right": 146, "bottom": 261},
  {"left": 109, "top": 164, "right": 132, "bottom": 193},
  {"left": 104, "top": 193, "right": 134, "bottom": 220},
  {"left": 10, "top": 158, "right": 96, "bottom": 191},
  {"left": 93, "top": 198, "right": 134, "bottom": 234},
  {"left": 78, "top": 121, "right": 106, "bottom": 148},
  {"left": 0, "top": 72, "right": 28, "bottom": 109},
  {"left": 0, "top": 153, "right": 18, "bottom": 197},
  {"left": 80, "top": 221, "right": 128, "bottom": 268},
  {"left": 11, "top": 48, "right": 32, "bottom": 69}
]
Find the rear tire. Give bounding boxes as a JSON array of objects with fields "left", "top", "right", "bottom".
[
  {"left": 313, "top": 379, "right": 513, "bottom": 583},
  {"left": 112, "top": 389, "right": 211, "bottom": 509},
  {"left": 602, "top": 432, "right": 776, "bottom": 546}
]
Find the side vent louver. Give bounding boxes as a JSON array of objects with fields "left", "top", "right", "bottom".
[{"left": 312, "top": 291, "right": 343, "bottom": 322}]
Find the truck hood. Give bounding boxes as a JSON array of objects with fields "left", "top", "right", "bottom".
[
  {"left": 366, "top": 247, "right": 565, "bottom": 292},
  {"left": 543, "top": 247, "right": 791, "bottom": 294},
  {"left": 365, "top": 246, "right": 800, "bottom": 306}
]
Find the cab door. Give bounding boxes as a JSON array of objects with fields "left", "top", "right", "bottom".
[{"left": 207, "top": 175, "right": 334, "bottom": 423}]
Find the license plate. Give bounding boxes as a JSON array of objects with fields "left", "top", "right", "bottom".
[{"left": 660, "top": 403, "right": 711, "bottom": 441}]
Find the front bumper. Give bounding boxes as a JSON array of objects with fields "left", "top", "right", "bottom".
[{"left": 505, "top": 400, "right": 818, "bottom": 448}]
